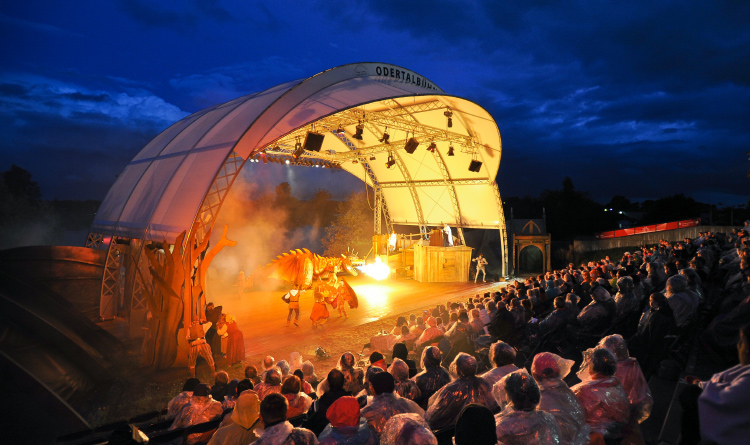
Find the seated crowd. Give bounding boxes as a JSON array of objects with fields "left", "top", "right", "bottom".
[{"left": 123, "top": 225, "right": 749, "bottom": 444}]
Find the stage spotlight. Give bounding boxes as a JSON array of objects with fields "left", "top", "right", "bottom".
[
  {"left": 315, "top": 162, "right": 320, "bottom": 168},
  {"left": 444, "top": 109, "right": 453, "bottom": 128},
  {"left": 352, "top": 159, "right": 359, "bottom": 164},
  {"left": 261, "top": 153, "right": 268, "bottom": 164},
  {"left": 379, "top": 128, "right": 390, "bottom": 144},
  {"left": 353, "top": 122, "right": 364, "bottom": 140},
  {"left": 285, "top": 159, "right": 291, "bottom": 165},
  {"left": 335, "top": 125, "right": 345, "bottom": 135},
  {"left": 447, "top": 145, "right": 455, "bottom": 156},
  {"left": 294, "top": 140, "right": 304, "bottom": 159},
  {"left": 427, "top": 142, "right": 437, "bottom": 153},
  {"left": 369, "top": 155, "right": 376, "bottom": 161},
  {"left": 468, "top": 159, "right": 483, "bottom": 172},
  {"left": 404, "top": 137, "right": 419, "bottom": 154},
  {"left": 386, "top": 154, "right": 395, "bottom": 169}
]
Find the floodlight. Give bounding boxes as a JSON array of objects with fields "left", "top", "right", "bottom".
[
  {"left": 404, "top": 137, "right": 419, "bottom": 154},
  {"left": 386, "top": 154, "right": 395, "bottom": 169},
  {"left": 294, "top": 140, "right": 304, "bottom": 159},
  {"left": 379, "top": 128, "right": 390, "bottom": 144},
  {"left": 353, "top": 122, "right": 364, "bottom": 140},
  {"left": 468, "top": 160, "right": 483, "bottom": 172},
  {"left": 261, "top": 153, "right": 268, "bottom": 164},
  {"left": 285, "top": 159, "right": 291, "bottom": 165},
  {"left": 427, "top": 142, "right": 437, "bottom": 153},
  {"left": 353, "top": 159, "right": 359, "bottom": 164},
  {"left": 447, "top": 145, "right": 455, "bottom": 156},
  {"left": 444, "top": 109, "right": 453, "bottom": 128},
  {"left": 369, "top": 155, "right": 376, "bottom": 161}
]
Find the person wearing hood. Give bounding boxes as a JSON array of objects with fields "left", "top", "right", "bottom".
[
  {"left": 254, "top": 393, "right": 318, "bottom": 445},
  {"left": 453, "top": 404, "right": 496, "bottom": 445},
  {"left": 488, "top": 301, "right": 517, "bottom": 344},
  {"left": 598, "top": 335, "right": 653, "bottom": 444},
  {"left": 391, "top": 343, "right": 417, "bottom": 377},
  {"left": 255, "top": 369, "right": 283, "bottom": 401},
  {"left": 412, "top": 346, "right": 451, "bottom": 409},
  {"left": 380, "top": 413, "right": 437, "bottom": 445},
  {"left": 389, "top": 358, "right": 421, "bottom": 401},
  {"left": 290, "top": 352, "right": 304, "bottom": 373},
  {"left": 208, "top": 390, "right": 262, "bottom": 445},
  {"left": 303, "top": 369, "right": 350, "bottom": 436},
  {"left": 301, "top": 360, "right": 320, "bottom": 389},
  {"left": 425, "top": 353, "right": 498, "bottom": 430},
  {"left": 318, "top": 396, "right": 378, "bottom": 445},
  {"left": 225, "top": 314, "right": 245, "bottom": 366},
  {"left": 572, "top": 348, "right": 631, "bottom": 442},
  {"left": 281, "top": 375, "right": 314, "bottom": 418},
  {"left": 277, "top": 360, "right": 291, "bottom": 378},
  {"left": 665, "top": 274, "right": 699, "bottom": 327},
  {"left": 415, "top": 317, "right": 443, "bottom": 349},
  {"left": 293, "top": 369, "right": 314, "bottom": 395},
  {"left": 167, "top": 378, "right": 200, "bottom": 418},
  {"left": 576, "top": 281, "right": 616, "bottom": 334},
  {"left": 631, "top": 292, "right": 677, "bottom": 379},
  {"left": 170, "top": 383, "right": 224, "bottom": 444},
  {"left": 360, "top": 372, "right": 424, "bottom": 438},
  {"left": 494, "top": 369, "right": 562, "bottom": 444},
  {"left": 614, "top": 276, "right": 639, "bottom": 318},
  {"left": 531, "top": 353, "right": 590, "bottom": 445},
  {"left": 479, "top": 341, "right": 518, "bottom": 387}
]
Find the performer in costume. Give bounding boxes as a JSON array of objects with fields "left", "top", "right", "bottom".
[
  {"left": 204, "top": 302, "right": 223, "bottom": 357},
  {"left": 472, "top": 253, "right": 488, "bottom": 283},
  {"left": 443, "top": 224, "right": 454, "bottom": 247},
  {"left": 388, "top": 230, "right": 398, "bottom": 253},
  {"left": 187, "top": 319, "right": 215, "bottom": 378},
  {"left": 310, "top": 282, "right": 332, "bottom": 327},
  {"left": 225, "top": 314, "right": 245, "bottom": 365},
  {"left": 284, "top": 289, "right": 303, "bottom": 327}
]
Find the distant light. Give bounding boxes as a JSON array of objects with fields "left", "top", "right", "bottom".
[
  {"left": 618, "top": 211, "right": 623, "bottom": 214},
  {"left": 604, "top": 209, "right": 608, "bottom": 212},
  {"left": 285, "top": 159, "right": 290, "bottom": 165}
]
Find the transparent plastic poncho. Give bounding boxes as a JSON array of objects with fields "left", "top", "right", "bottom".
[{"left": 380, "top": 413, "right": 437, "bottom": 445}]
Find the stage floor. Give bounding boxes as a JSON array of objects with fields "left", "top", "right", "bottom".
[{"left": 212, "top": 275, "right": 504, "bottom": 357}]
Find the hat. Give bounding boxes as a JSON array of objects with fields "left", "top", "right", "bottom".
[
  {"left": 326, "top": 396, "right": 360, "bottom": 427},
  {"left": 231, "top": 391, "right": 260, "bottom": 429}
]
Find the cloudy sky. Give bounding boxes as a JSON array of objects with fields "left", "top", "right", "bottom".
[{"left": 2, "top": 1, "right": 748, "bottom": 205}]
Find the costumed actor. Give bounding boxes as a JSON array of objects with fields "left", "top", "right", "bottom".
[
  {"left": 310, "top": 281, "right": 334, "bottom": 328},
  {"left": 283, "top": 289, "right": 303, "bottom": 327},
  {"left": 187, "top": 319, "right": 215, "bottom": 378},
  {"left": 204, "top": 302, "right": 223, "bottom": 358},
  {"left": 472, "top": 253, "right": 488, "bottom": 283},
  {"left": 388, "top": 230, "right": 398, "bottom": 253},
  {"left": 443, "top": 224, "right": 454, "bottom": 247}
]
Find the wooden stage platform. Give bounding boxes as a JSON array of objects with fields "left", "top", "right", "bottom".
[{"left": 212, "top": 275, "right": 504, "bottom": 357}]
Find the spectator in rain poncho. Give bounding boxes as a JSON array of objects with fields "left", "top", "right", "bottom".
[
  {"left": 318, "top": 396, "right": 378, "bottom": 445},
  {"left": 355, "top": 366, "right": 384, "bottom": 408},
  {"left": 304, "top": 369, "right": 350, "bottom": 436},
  {"left": 415, "top": 317, "right": 443, "bottom": 349},
  {"left": 170, "top": 383, "right": 224, "bottom": 444},
  {"left": 576, "top": 282, "right": 616, "bottom": 334},
  {"left": 317, "top": 352, "right": 357, "bottom": 397},
  {"left": 679, "top": 267, "right": 704, "bottom": 303},
  {"left": 221, "top": 379, "right": 240, "bottom": 410},
  {"left": 360, "top": 371, "right": 424, "bottom": 437},
  {"left": 631, "top": 292, "right": 677, "bottom": 379},
  {"left": 277, "top": 360, "right": 291, "bottom": 378},
  {"left": 479, "top": 340, "right": 518, "bottom": 387},
  {"left": 537, "top": 297, "right": 571, "bottom": 339},
  {"left": 391, "top": 343, "right": 417, "bottom": 377},
  {"left": 571, "top": 348, "right": 631, "bottom": 442},
  {"left": 167, "top": 378, "right": 200, "bottom": 418},
  {"left": 597, "top": 335, "right": 653, "bottom": 422},
  {"left": 494, "top": 370, "right": 562, "bottom": 445},
  {"left": 208, "top": 390, "right": 262, "bottom": 445},
  {"left": 530, "top": 353, "right": 590, "bottom": 445},
  {"left": 294, "top": 369, "right": 314, "bottom": 395},
  {"left": 281, "top": 375, "right": 314, "bottom": 418},
  {"left": 614, "top": 276, "right": 639, "bottom": 318},
  {"left": 301, "top": 361, "right": 320, "bottom": 389},
  {"left": 255, "top": 369, "right": 283, "bottom": 401},
  {"left": 254, "top": 393, "right": 318, "bottom": 445},
  {"left": 380, "top": 413, "right": 436, "bottom": 445},
  {"left": 412, "top": 346, "right": 451, "bottom": 408},
  {"left": 389, "top": 358, "right": 421, "bottom": 401},
  {"left": 425, "top": 353, "right": 498, "bottom": 430},
  {"left": 453, "top": 403, "right": 496, "bottom": 445},
  {"left": 469, "top": 309, "right": 486, "bottom": 334},
  {"left": 211, "top": 371, "right": 230, "bottom": 402},
  {"left": 290, "top": 352, "right": 304, "bottom": 373},
  {"left": 665, "top": 274, "right": 699, "bottom": 327}
]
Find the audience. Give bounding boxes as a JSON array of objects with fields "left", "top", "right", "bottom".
[
  {"left": 453, "top": 403, "right": 496, "bottom": 445},
  {"left": 360, "top": 372, "right": 424, "bottom": 437},
  {"left": 281, "top": 375, "right": 313, "bottom": 418},
  {"left": 318, "top": 396, "right": 377, "bottom": 445},
  {"left": 380, "top": 413, "right": 436, "bottom": 445},
  {"left": 254, "top": 393, "right": 318, "bottom": 445},
  {"left": 255, "top": 369, "right": 283, "bottom": 402},
  {"left": 170, "top": 383, "right": 224, "bottom": 444},
  {"left": 304, "top": 369, "right": 349, "bottom": 436},
  {"left": 478, "top": 340, "right": 518, "bottom": 387},
  {"left": 167, "top": 378, "right": 199, "bottom": 418},
  {"left": 207, "top": 391, "right": 262, "bottom": 445},
  {"left": 494, "top": 370, "right": 562, "bottom": 444}
]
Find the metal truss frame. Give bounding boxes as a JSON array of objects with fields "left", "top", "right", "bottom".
[
  {"left": 85, "top": 232, "right": 105, "bottom": 249},
  {"left": 491, "top": 182, "right": 510, "bottom": 277}
]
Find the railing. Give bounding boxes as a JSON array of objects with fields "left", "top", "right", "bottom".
[{"left": 595, "top": 218, "right": 701, "bottom": 240}]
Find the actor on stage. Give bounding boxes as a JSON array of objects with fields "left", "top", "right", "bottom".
[
  {"left": 204, "top": 302, "right": 223, "bottom": 357},
  {"left": 284, "top": 289, "right": 303, "bottom": 327},
  {"left": 472, "top": 253, "right": 488, "bottom": 283},
  {"left": 310, "top": 283, "right": 332, "bottom": 327},
  {"left": 388, "top": 230, "right": 398, "bottom": 252},
  {"left": 225, "top": 314, "right": 245, "bottom": 366},
  {"left": 187, "top": 320, "right": 215, "bottom": 378},
  {"left": 443, "top": 224, "right": 454, "bottom": 247}
]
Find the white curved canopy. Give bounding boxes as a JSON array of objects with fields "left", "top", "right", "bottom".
[{"left": 91, "top": 62, "right": 506, "bottom": 251}]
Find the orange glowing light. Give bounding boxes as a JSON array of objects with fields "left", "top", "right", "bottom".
[{"left": 357, "top": 257, "right": 391, "bottom": 281}]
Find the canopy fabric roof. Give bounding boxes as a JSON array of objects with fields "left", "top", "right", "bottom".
[{"left": 91, "top": 63, "right": 506, "bottom": 250}]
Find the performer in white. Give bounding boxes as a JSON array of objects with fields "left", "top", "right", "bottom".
[
  {"left": 472, "top": 253, "right": 488, "bottom": 283},
  {"left": 388, "top": 230, "right": 398, "bottom": 252},
  {"left": 443, "top": 223, "right": 454, "bottom": 247}
]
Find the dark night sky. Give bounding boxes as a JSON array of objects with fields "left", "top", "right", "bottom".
[{"left": 1, "top": 1, "right": 748, "bottom": 205}]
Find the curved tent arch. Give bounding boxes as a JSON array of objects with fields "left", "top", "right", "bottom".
[{"left": 88, "top": 62, "right": 509, "bottom": 328}]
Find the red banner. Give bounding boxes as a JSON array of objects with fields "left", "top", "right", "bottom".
[{"left": 595, "top": 218, "right": 701, "bottom": 239}]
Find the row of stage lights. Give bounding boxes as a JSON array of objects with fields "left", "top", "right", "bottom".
[{"left": 248, "top": 154, "right": 343, "bottom": 169}]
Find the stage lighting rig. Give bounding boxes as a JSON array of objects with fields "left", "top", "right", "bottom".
[
  {"left": 386, "top": 153, "right": 395, "bottom": 169},
  {"left": 404, "top": 136, "right": 419, "bottom": 154},
  {"left": 427, "top": 142, "right": 437, "bottom": 153},
  {"left": 369, "top": 155, "right": 376, "bottom": 161},
  {"left": 379, "top": 127, "right": 390, "bottom": 144},
  {"left": 468, "top": 158, "right": 483, "bottom": 172},
  {"left": 444, "top": 108, "right": 453, "bottom": 128},
  {"left": 353, "top": 121, "right": 364, "bottom": 140},
  {"left": 293, "top": 137, "right": 304, "bottom": 159},
  {"left": 447, "top": 145, "right": 455, "bottom": 156}
]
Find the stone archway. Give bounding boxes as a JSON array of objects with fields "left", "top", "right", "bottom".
[
  {"left": 518, "top": 245, "right": 543, "bottom": 274},
  {"left": 513, "top": 234, "right": 551, "bottom": 276}
]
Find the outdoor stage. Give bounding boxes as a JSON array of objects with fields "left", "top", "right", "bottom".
[{"left": 211, "top": 275, "right": 504, "bottom": 358}]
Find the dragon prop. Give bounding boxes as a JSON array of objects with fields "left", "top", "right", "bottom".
[{"left": 260, "top": 248, "right": 359, "bottom": 308}]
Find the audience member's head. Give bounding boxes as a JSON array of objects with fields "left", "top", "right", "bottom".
[
  {"left": 276, "top": 360, "right": 290, "bottom": 377},
  {"left": 388, "top": 358, "right": 410, "bottom": 383},
  {"left": 392, "top": 343, "right": 409, "bottom": 362},
  {"left": 263, "top": 356, "right": 275, "bottom": 370},
  {"left": 214, "top": 371, "right": 229, "bottom": 385},
  {"left": 244, "top": 365, "right": 258, "bottom": 381},
  {"left": 236, "top": 378, "right": 254, "bottom": 395},
  {"left": 264, "top": 368, "right": 282, "bottom": 385},
  {"left": 369, "top": 370, "right": 396, "bottom": 395},
  {"left": 259, "top": 393, "right": 288, "bottom": 424},
  {"left": 369, "top": 351, "right": 386, "bottom": 370},
  {"left": 599, "top": 334, "right": 629, "bottom": 361},
  {"left": 502, "top": 370, "right": 540, "bottom": 412},
  {"left": 280, "top": 375, "right": 301, "bottom": 395},
  {"left": 326, "top": 368, "right": 345, "bottom": 391},
  {"left": 193, "top": 383, "right": 210, "bottom": 397},
  {"left": 531, "top": 352, "right": 574, "bottom": 381},
  {"left": 454, "top": 403, "right": 496, "bottom": 445},
  {"left": 325, "top": 396, "right": 360, "bottom": 428},
  {"left": 590, "top": 347, "right": 618, "bottom": 377},
  {"left": 452, "top": 353, "right": 478, "bottom": 378},
  {"left": 182, "top": 378, "right": 200, "bottom": 392},
  {"left": 489, "top": 341, "right": 516, "bottom": 368}
]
